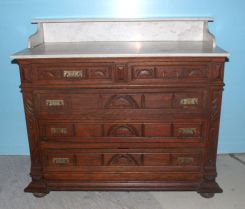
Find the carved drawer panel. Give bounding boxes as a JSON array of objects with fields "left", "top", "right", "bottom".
[
  {"left": 32, "top": 62, "right": 114, "bottom": 84},
  {"left": 43, "top": 149, "right": 203, "bottom": 173},
  {"left": 129, "top": 62, "right": 209, "bottom": 84},
  {"left": 39, "top": 121, "right": 205, "bottom": 143},
  {"left": 35, "top": 90, "right": 207, "bottom": 117}
]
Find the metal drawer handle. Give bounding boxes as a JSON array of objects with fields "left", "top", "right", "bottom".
[
  {"left": 46, "top": 99, "right": 64, "bottom": 106},
  {"left": 51, "top": 128, "right": 67, "bottom": 135},
  {"left": 63, "top": 70, "right": 83, "bottom": 78},
  {"left": 180, "top": 98, "right": 198, "bottom": 105},
  {"left": 178, "top": 128, "right": 197, "bottom": 135},
  {"left": 177, "top": 157, "right": 194, "bottom": 164},
  {"left": 52, "top": 158, "right": 70, "bottom": 165}
]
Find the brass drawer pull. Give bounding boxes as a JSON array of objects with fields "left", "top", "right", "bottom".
[
  {"left": 180, "top": 98, "right": 198, "bottom": 105},
  {"left": 52, "top": 158, "right": 70, "bottom": 165},
  {"left": 177, "top": 157, "right": 194, "bottom": 164},
  {"left": 51, "top": 128, "right": 67, "bottom": 135},
  {"left": 178, "top": 128, "right": 197, "bottom": 135},
  {"left": 46, "top": 99, "right": 64, "bottom": 106},
  {"left": 63, "top": 70, "right": 83, "bottom": 78}
]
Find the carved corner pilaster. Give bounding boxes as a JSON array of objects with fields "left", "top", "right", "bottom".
[
  {"left": 23, "top": 92, "right": 47, "bottom": 192},
  {"left": 201, "top": 88, "right": 223, "bottom": 193}
]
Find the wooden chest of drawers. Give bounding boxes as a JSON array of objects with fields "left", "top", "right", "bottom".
[{"left": 16, "top": 56, "right": 226, "bottom": 198}]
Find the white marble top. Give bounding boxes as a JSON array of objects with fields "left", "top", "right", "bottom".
[
  {"left": 32, "top": 17, "right": 214, "bottom": 23},
  {"left": 11, "top": 41, "right": 228, "bottom": 59},
  {"left": 11, "top": 18, "right": 228, "bottom": 59}
]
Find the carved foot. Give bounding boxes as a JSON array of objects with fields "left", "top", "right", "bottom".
[
  {"left": 24, "top": 180, "right": 49, "bottom": 196},
  {"left": 200, "top": 193, "right": 215, "bottom": 198},
  {"left": 33, "top": 192, "right": 47, "bottom": 198},
  {"left": 197, "top": 177, "right": 222, "bottom": 197}
]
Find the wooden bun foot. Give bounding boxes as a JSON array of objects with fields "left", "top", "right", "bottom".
[
  {"left": 33, "top": 192, "right": 47, "bottom": 198},
  {"left": 200, "top": 193, "right": 215, "bottom": 198}
]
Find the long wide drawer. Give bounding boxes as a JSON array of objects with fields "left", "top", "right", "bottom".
[
  {"left": 39, "top": 120, "right": 206, "bottom": 143},
  {"left": 42, "top": 148, "right": 203, "bottom": 173},
  {"left": 34, "top": 89, "right": 208, "bottom": 119}
]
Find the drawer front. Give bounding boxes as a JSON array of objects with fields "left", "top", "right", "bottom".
[
  {"left": 39, "top": 121, "right": 206, "bottom": 143},
  {"left": 129, "top": 62, "right": 209, "bottom": 84},
  {"left": 33, "top": 62, "right": 114, "bottom": 84},
  {"left": 43, "top": 149, "right": 203, "bottom": 173},
  {"left": 20, "top": 61, "right": 224, "bottom": 85},
  {"left": 35, "top": 90, "right": 207, "bottom": 118}
]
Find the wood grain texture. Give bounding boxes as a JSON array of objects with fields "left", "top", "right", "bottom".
[{"left": 15, "top": 57, "right": 226, "bottom": 197}]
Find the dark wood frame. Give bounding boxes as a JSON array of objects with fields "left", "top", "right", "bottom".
[{"left": 15, "top": 57, "right": 226, "bottom": 198}]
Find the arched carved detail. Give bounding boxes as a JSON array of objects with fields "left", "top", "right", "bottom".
[
  {"left": 106, "top": 154, "right": 142, "bottom": 166},
  {"left": 104, "top": 95, "right": 139, "bottom": 109},
  {"left": 107, "top": 124, "right": 139, "bottom": 137},
  {"left": 135, "top": 68, "right": 155, "bottom": 79}
]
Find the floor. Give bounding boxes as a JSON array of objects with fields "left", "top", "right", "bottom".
[{"left": 0, "top": 154, "right": 245, "bottom": 209}]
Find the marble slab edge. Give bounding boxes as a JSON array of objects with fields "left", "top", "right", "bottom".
[
  {"left": 11, "top": 53, "right": 229, "bottom": 60},
  {"left": 32, "top": 17, "right": 214, "bottom": 23}
]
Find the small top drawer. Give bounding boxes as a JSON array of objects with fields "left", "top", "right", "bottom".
[
  {"left": 31, "top": 62, "right": 114, "bottom": 84},
  {"left": 20, "top": 60, "right": 223, "bottom": 85},
  {"left": 129, "top": 62, "right": 209, "bottom": 84}
]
